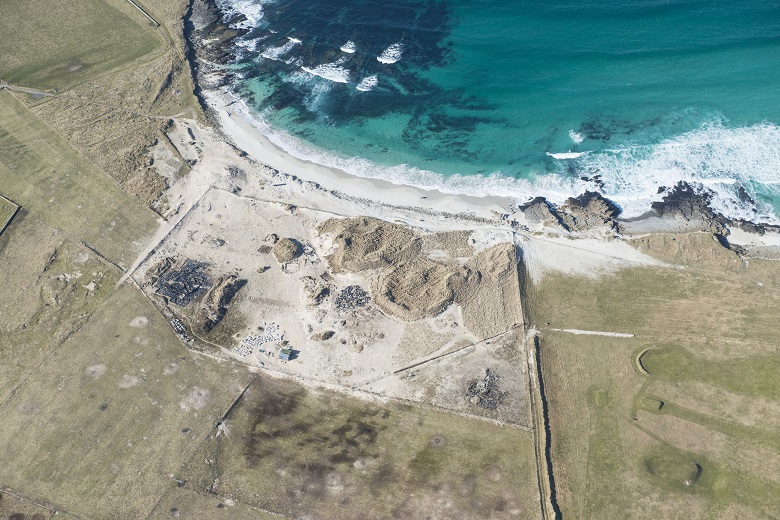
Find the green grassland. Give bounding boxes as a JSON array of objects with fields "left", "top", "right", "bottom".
[
  {"left": 0, "top": 0, "right": 163, "bottom": 90},
  {"left": 0, "top": 283, "right": 252, "bottom": 518},
  {"left": 178, "top": 376, "right": 542, "bottom": 519},
  {"left": 530, "top": 243, "right": 780, "bottom": 519},
  {"left": 0, "top": 91, "right": 157, "bottom": 267}
]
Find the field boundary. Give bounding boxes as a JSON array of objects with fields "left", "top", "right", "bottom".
[
  {"left": 125, "top": 0, "right": 160, "bottom": 27},
  {"left": 0, "top": 486, "right": 75, "bottom": 519},
  {"left": 527, "top": 333, "right": 561, "bottom": 520},
  {"left": 0, "top": 193, "right": 20, "bottom": 237}
]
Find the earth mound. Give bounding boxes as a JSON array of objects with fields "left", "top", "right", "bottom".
[
  {"left": 273, "top": 237, "right": 302, "bottom": 263},
  {"left": 198, "top": 274, "right": 246, "bottom": 333},
  {"left": 375, "top": 257, "right": 478, "bottom": 321},
  {"left": 319, "top": 217, "right": 422, "bottom": 272}
]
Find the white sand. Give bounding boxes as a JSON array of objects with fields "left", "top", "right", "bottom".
[
  {"left": 517, "top": 234, "right": 668, "bottom": 283},
  {"left": 204, "top": 89, "right": 516, "bottom": 225}
]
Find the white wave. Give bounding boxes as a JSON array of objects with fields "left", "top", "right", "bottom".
[
  {"left": 577, "top": 121, "right": 780, "bottom": 222},
  {"left": 261, "top": 38, "right": 300, "bottom": 61},
  {"left": 216, "top": 0, "right": 265, "bottom": 30},
  {"left": 547, "top": 151, "right": 588, "bottom": 160},
  {"left": 356, "top": 76, "right": 378, "bottom": 92},
  {"left": 377, "top": 42, "right": 404, "bottom": 64},
  {"left": 301, "top": 57, "right": 351, "bottom": 83},
  {"left": 224, "top": 94, "right": 780, "bottom": 224},
  {"left": 236, "top": 37, "right": 261, "bottom": 51},
  {"left": 569, "top": 130, "right": 585, "bottom": 144},
  {"left": 340, "top": 41, "right": 356, "bottom": 53},
  {"left": 287, "top": 36, "right": 302, "bottom": 44}
]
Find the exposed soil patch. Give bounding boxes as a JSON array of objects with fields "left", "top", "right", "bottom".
[
  {"left": 180, "top": 387, "right": 211, "bottom": 411},
  {"left": 429, "top": 434, "right": 447, "bottom": 448}
]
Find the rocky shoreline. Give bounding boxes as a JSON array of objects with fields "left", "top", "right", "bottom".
[
  {"left": 183, "top": 0, "right": 780, "bottom": 257},
  {"left": 521, "top": 181, "right": 780, "bottom": 235},
  {"left": 183, "top": 0, "right": 249, "bottom": 107}
]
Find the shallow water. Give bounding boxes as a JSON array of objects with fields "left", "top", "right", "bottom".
[{"left": 217, "top": 0, "right": 780, "bottom": 221}]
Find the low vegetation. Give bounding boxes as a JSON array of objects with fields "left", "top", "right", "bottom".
[
  {"left": 0, "top": 284, "right": 251, "bottom": 518},
  {"left": 0, "top": 195, "right": 18, "bottom": 235},
  {"left": 531, "top": 241, "right": 780, "bottom": 518},
  {"left": 0, "top": 0, "right": 162, "bottom": 90},
  {"left": 0, "top": 91, "right": 158, "bottom": 266},
  {"left": 178, "top": 375, "right": 541, "bottom": 519}
]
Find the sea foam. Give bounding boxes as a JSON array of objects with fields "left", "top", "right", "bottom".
[
  {"left": 340, "top": 41, "right": 356, "bottom": 53},
  {"left": 261, "top": 37, "right": 301, "bottom": 61},
  {"left": 377, "top": 43, "right": 404, "bottom": 64},
  {"left": 574, "top": 121, "right": 780, "bottom": 222},
  {"left": 569, "top": 130, "right": 585, "bottom": 144},
  {"left": 356, "top": 76, "right": 378, "bottom": 92},
  {"left": 547, "top": 151, "right": 588, "bottom": 160},
  {"left": 217, "top": 0, "right": 265, "bottom": 30},
  {"left": 301, "top": 57, "right": 351, "bottom": 83},
  {"left": 228, "top": 91, "right": 780, "bottom": 224}
]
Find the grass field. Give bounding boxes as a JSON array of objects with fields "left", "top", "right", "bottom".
[
  {"left": 0, "top": 490, "right": 53, "bottom": 520},
  {"left": 148, "top": 488, "right": 280, "bottom": 520},
  {"left": 0, "top": 283, "right": 252, "bottom": 518},
  {"left": 0, "top": 0, "right": 163, "bottom": 90},
  {"left": 178, "top": 376, "right": 542, "bottom": 519},
  {"left": 0, "top": 212, "right": 121, "bottom": 402},
  {"left": 530, "top": 240, "right": 780, "bottom": 519},
  {"left": 0, "top": 90, "right": 158, "bottom": 267}
]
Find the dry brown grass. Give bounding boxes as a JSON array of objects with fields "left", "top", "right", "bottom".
[
  {"left": 0, "top": 283, "right": 252, "bottom": 518},
  {"left": 177, "top": 375, "right": 541, "bottom": 519}
]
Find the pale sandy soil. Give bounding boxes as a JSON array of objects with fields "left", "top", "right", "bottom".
[{"left": 123, "top": 84, "right": 779, "bottom": 428}]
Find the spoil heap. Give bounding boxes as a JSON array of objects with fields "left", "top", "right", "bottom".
[
  {"left": 199, "top": 275, "right": 246, "bottom": 332},
  {"left": 334, "top": 285, "right": 370, "bottom": 312},
  {"left": 319, "top": 216, "right": 422, "bottom": 272},
  {"left": 375, "top": 258, "right": 478, "bottom": 320},
  {"left": 466, "top": 369, "right": 508, "bottom": 410},
  {"left": 273, "top": 237, "right": 302, "bottom": 263},
  {"left": 319, "top": 217, "right": 523, "bottom": 336}
]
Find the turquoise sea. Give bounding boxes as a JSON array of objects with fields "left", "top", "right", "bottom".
[{"left": 217, "top": 0, "right": 780, "bottom": 221}]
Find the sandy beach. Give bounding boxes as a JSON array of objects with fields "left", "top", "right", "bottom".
[{"left": 203, "top": 88, "right": 518, "bottom": 226}]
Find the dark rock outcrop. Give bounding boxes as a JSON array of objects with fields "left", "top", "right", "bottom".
[
  {"left": 559, "top": 191, "right": 622, "bottom": 232},
  {"left": 185, "top": 0, "right": 250, "bottom": 95},
  {"left": 519, "top": 197, "right": 566, "bottom": 228},
  {"left": 650, "top": 182, "right": 725, "bottom": 232}
]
